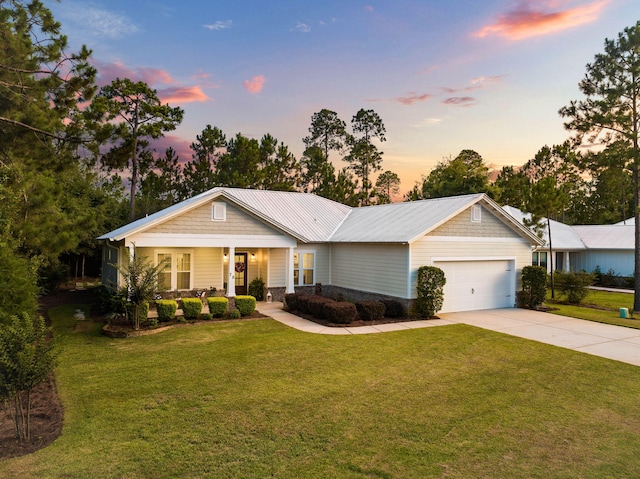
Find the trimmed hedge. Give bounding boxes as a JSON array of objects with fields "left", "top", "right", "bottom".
[
  {"left": 324, "top": 301, "right": 357, "bottom": 324},
  {"left": 235, "top": 295, "right": 256, "bottom": 316},
  {"left": 156, "top": 299, "right": 178, "bottom": 322},
  {"left": 381, "top": 299, "right": 404, "bottom": 318},
  {"left": 181, "top": 298, "right": 202, "bottom": 320},
  {"left": 207, "top": 297, "right": 229, "bottom": 318},
  {"left": 414, "top": 266, "right": 446, "bottom": 318},
  {"left": 228, "top": 309, "right": 241, "bottom": 319},
  {"left": 521, "top": 266, "right": 547, "bottom": 309},
  {"left": 284, "top": 292, "right": 307, "bottom": 311},
  {"left": 248, "top": 277, "right": 265, "bottom": 301},
  {"left": 307, "top": 296, "right": 335, "bottom": 318},
  {"left": 355, "top": 300, "right": 386, "bottom": 321}
]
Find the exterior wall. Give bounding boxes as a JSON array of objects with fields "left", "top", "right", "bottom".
[
  {"left": 411, "top": 236, "right": 532, "bottom": 297},
  {"left": 431, "top": 205, "right": 518, "bottom": 238},
  {"left": 303, "top": 243, "right": 331, "bottom": 285},
  {"left": 330, "top": 243, "right": 409, "bottom": 298},
  {"left": 571, "top": 250, "right": 634, "bottom": 277},
  {"left": 268, "top": 248, "right": 287, "bottom": 287},
  {"left": 101, "top": 243, "right": 120, "bottom": 290},
  {"left": 146, "top": 200, "right": 277, "bottom": 236}
]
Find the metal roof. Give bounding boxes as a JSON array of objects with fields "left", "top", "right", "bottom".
[
  {"left": 330, "top": 193, "right": 485, "bottom": 243},
  {"left": 99, "top": 188, "right": 541, "bottom": 245},
  {"left": 572, "top": 225, "right": 634, "bottom": 250}
]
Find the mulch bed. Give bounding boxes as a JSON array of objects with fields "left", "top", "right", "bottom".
[{"left": 290, "top": 310, "right": 434, "bottom": 328}]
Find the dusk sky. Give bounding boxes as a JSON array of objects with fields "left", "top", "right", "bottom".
[{"left": 49, "top": 0, "right": 639, "bottom": 195}]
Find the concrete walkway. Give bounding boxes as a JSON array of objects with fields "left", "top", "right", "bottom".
[{"left": 257, "top": 302, "right": 640, "bottom": 367}]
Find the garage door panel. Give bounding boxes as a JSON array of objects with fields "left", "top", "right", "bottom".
[{"left": 434, "top": 260, "right": 514, "bottom": 313}]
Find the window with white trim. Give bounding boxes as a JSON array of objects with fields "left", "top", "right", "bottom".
[
  {"left": 156, "top": 251, "right": 193, "bottom": 291},
  {"left": 293, "top": 251, "right": 315, "bottom": 286},
  {"left": 212, "top": 202, "right": 226, "bottom": 221}
]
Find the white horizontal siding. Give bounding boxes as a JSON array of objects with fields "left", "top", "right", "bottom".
[
  {"left": 268, "top": 248, "right": 287, "bottom": 288},
  {"left": 331, "top": 243, "right": 409, "bottom": 297},
  {"left": 194, "top": 248, "right": 224, "bottom": 290}
]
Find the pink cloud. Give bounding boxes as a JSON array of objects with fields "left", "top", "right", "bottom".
[
  {"left": 395, "top": 92, "right": 432, "bottom": 105},
  {"left": 150, "top": 134, "right": 193, "bottom": 163},
  {"left": 443, "top": 96, "right": 476, "bottom": 107},
  {"left": 243, "top": 75, "right": 265, "bottom": 94},
  {"left": 158, "top": 86, "right": 210, "bottom": 104},
  {"left": 474, "top": 0, "right": 610, "bottom": 40}
]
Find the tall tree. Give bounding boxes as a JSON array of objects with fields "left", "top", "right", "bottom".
[
  {"left": 303, "top": 109, "right": 347, "bottom": 163},
  {"left": 413, "top": 149, "right": 492, "bottom": 200},
  {"left": 494, "top": 165, "right": 530, "bottom": 208},
  {"left": 347, "top": 108, "right": 386, "bottom": 205},
  {"left": 558, "top": 21, "right": 640, "bottom": 310},
  {"left": 89, "top": 78, "right": 184, "bottom": 221},
  {"left": 258, "top": 135, "right": 300, "bottom": 191},
  {"left": 181, "top": 125, "right": 226, "bottom": 198},
  {"left": 215, "top": 133, "right": 262, "bottom": 188},
  {"left": 300, "top": 146, "right": 334, "bottom": 194},
  {"left": 524, "top": 176, "right": 566, "bottom": 298},
  {"left": 137, "top": 147, "right": 183, "bottom": 216},
  {"left": 374, "top": 170, "right": 401, "bottom": 204}
]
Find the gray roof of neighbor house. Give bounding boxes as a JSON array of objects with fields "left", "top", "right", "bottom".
[
  {"left": 99, "top": 188, "right": 541, "bottom": 245},
  {"left": 502, "top": 205, "right": 586, "bottom": 250},
  {"left": 503, "top": 206, "right": 634, "bottom": 251},
  {"left": 572, "top": 225, "right": 634, "bottom": 249}
]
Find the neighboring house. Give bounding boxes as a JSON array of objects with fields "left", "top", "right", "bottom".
[
  {"left": 98, "top": 188, "right": 542, "bottom": 313},
  {"left": 503, "top": 206, "right": 635, "bottom": 277}
]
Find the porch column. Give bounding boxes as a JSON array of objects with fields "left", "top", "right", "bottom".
[
  {"left": 285, "top": 247, "right": 295, "bottom": 294},
  {"left": 227, "top": 245, "right": 236, "bottom": 297},
  {"left": 564, "top": 252, "right": 571, "bottom": 272}
]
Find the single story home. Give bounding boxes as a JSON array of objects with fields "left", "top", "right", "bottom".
[
  {"left": 503, "top": 206, "right": 634, "bottom": 277},
  {"left": 98, "top": 188, "right": 542, "bottom": 313}
]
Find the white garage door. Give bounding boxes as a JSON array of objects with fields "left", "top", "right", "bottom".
[{"left": 434, "top": 260, "right": 514, "bottom": 313}]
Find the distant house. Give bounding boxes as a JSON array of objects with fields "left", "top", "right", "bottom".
[
  {"left": 503, "top": 206, "right": 634, "bottom": 277},
  {"left": 98, "top": 188, "right": 542, "bottom": 313}
]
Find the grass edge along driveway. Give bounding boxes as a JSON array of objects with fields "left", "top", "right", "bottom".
[{"left": 2, "top": 303, "right": 640, "bottom": 479}]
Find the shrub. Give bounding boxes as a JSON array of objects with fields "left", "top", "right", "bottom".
[
  {"left": 126, "top": 300, "right": 149, "bottom": 326},
  {"left": 324, "top": 302, "right": 357, "bottom": 324},
  {"left": 306, "top": 296, "right": 335, "bottom": 318},
  {"left": 181, "top": 298, "right": 202, "bottom": 320},
  {"left": 284, "top": 293, "right": 304, "bottom": 311},
  {"left": 235, "top": 295, "right": 256, "bottom": 316},
  {"left": 248, "top": 277, "right": 265, "bottom": 301},
  {"left": 555, "top": 271, "right": 594, "bottom": 304},
  {"left": 297, "top": 295, "right": 313, "bottom": 314},
  {"left": 155, "top": 300, "right": 178, "bottom": 322},
  {"left": 228, "top": 309, "right": 241, "bottom": 319},
  {"left": 201, "top": 313, "right": 213, "bottom": 321},
  {"left": 207, "top": 297, "right": 229, "bottom": 318},
  {"left": 414, "top": 266, "right": 446, "bottom": 318},
  {"left": 381, "top": 299, "right": 404, "bottom": 318},
  {"left": 521, "top": 266, "right": 547, "bottom": 309},
  {"left": 356, "top": 300, "right": 386, "bottom": 321}
]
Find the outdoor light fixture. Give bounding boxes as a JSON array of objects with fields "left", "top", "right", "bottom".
[
  {"left": 250, "top": 253, "right": 256, "bottom": 262},
  {"left": 223, "top": 253, "right": 228, "bottom": 262}
]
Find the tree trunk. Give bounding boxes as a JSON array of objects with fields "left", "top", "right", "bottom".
[
  {"left": 548, "top": 217, "right": 555, "bottom": 299},
  {"left": 634, "top": 163, "right": 640, "bottom": 312}
]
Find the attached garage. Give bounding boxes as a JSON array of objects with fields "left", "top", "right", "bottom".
[{"left": 434, "top": 258, "right": 516, "bottom": 313}]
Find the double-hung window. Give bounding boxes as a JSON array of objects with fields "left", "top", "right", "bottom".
[
  {"left": 293, "top": 251, "right": 315, "bottom": 286},
  {"left": 156, "top": 251, "right": 192, "bottom": 291}
]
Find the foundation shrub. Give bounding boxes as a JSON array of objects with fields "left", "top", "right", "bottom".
[
  {"left": 181, "top": 298, "right": 202, "bottom": 320},
  {"left": 355, "top": 300, "right": 386, "bottom": 321},
  {"left": 155, "top": 300, "right": 177, "bottom": 322},
  {"left": 228, "top": 309, "right": 241, "bottom": 319},
  {"left": 248, "top": 277, "right": 265, "bottom": 301},
  {"left": 381, "top": 299, "right": 404, "bottom": 318},
  {"left": 307, "top": 296, "right": 335, "bottom": 318},
  {"left": 284, "top": 293, "right": 307, "bottom": 311},
  {"left": 414, "top": 266, "right": 446, "bottom": 318},
  {"left": 235, "top": 295, "right": 256, "bottom": 316},
  {"left": 324, "top": 302, "right": 357, "bottom": 324},
  {"left": 521, "top": 266, "right": 547, "bottom": 309},
  {"left": 207, "top": 297, "right": 229, "bottom": 318}
]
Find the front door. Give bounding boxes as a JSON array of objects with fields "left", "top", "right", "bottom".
[{"left": 234, "top": 253, "right": 248, "bottom": 295}]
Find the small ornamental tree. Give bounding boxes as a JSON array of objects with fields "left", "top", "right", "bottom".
[
  {"left": 0, "top": 313, "right": 57, "bottom": 442},
  {"left": 414, "top": 266, "right": 446, "bottom": 318},
  {"left": 521, "top": 266, "right": 547, "bottom": 309},
  {"left": 116, "top": 246, "right": 166, "bottom": 330},
  {"left": 555, "top": 271, "right": 595, "bottom": 304}
]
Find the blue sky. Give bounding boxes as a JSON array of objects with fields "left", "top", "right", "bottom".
[{"left": 49, "top": 0, "right": 639, "bottom": 195}]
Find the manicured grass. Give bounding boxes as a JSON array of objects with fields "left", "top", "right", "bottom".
[
  {"left": 2, "top": 304, "right": 640, "bottom": 478},
  {"left": 547, "top": 289, "right": 640, "bottom": 329}
]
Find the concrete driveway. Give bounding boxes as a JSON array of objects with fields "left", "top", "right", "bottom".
[
  {"left": 439, "top": 308, "right": 640, "bottom": 367},
  {"left": 258, "top": 302, "right": 640, "bottom": 367}
]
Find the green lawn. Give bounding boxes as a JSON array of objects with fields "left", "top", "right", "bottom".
[
  {"left": 547, "top": 289, "right": 640, "bottom": 329},
  {"left": 2, "top": 304, "right": 640, "bottom": 478}
]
